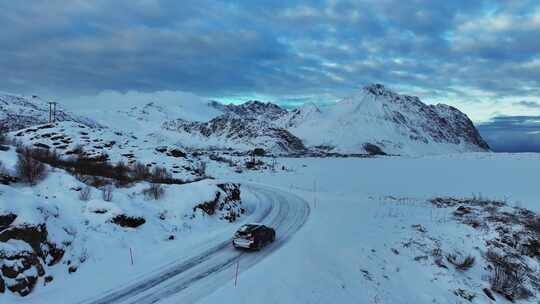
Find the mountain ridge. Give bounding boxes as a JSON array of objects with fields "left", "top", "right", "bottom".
[{"left": 1, "top": 84, "right": 489, "bottom": 156}]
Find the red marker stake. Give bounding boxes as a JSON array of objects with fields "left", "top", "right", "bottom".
[{"left": 234, "top": 261, "right": 239, "bottom": 287}]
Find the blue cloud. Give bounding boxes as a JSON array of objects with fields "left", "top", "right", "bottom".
[
  {"left": 514, "top": 101, "right": 540, "bottom": 109},
  {"left": 0, "top": 0, "right": 538, "bottom": 106},
  {"left": 478, "top": 116, "right": 540, "bottom": 152}
]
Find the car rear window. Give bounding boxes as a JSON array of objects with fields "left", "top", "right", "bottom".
[{"left": 238, "top": 224, "right": 257, "bottom": 234}]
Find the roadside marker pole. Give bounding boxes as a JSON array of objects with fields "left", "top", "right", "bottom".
[
  {"left": 234, "top": 260, "right": 239, "bottom": 287},
  {"left": 130, "top": 247, "right": 134, "bottom": 265},
  {"left": 313, "top": 179, "right": 317, "bottom": 209}
]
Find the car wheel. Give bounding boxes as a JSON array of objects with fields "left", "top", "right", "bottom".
[{"left": 271, "top": 232, "right": 276, "bottom": 242}]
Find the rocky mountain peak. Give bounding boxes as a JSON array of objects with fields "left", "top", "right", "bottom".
[{"left": 363, "top": 83, "right": 396, "bottom": 97}]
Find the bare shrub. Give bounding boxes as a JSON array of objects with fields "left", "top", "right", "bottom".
[
  {"left": 209, "top": 154, "right": 236, "bottom": 167},
  {"left": 454, "top": 289, "right": 475, "bottom": 302},
  {"left": 77, "top": 175, "right": 111, "bottom": 188},
  {"left": 150, "top": 166, "right": 171, "bottom": 182},
  {"left": 0, "top": 124, "right": 6, "bottom": 144},
  {"left": 113, "top": 160, "right": 129, "bottom": 180},
  {"left": 47, "top": 149, "right": 61, "bottom": 166},
  {"left": 131, "top": 162, "right": 150, "bottom": 181},
  {"left": 102, "top": 185, "right": 114, "bottom": 202},
  {"left": 59, "top": 155, "right": 129, "bottom": 185},
  {"left": 486, "top": 250, "right": 531, "bottom": 300},
  {"left": 446, "top": 252, "right": 475, "bottom": 271},
  {"left": 0, "top": 159, "right": 7, "bottom": 173},
  {"left": 431, "top": 247, "right": 447, "bottom": 268},
  {"left": 16, "top": 147, "right": 48, "bottom": 185},
  {"left": 143, "top": 183, "right": 165, "bottom": 200},
  {"left": 79, "top": 186, "right": 92, "bottom": 201}
]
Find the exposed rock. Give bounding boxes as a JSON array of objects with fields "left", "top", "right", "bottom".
[
  {"left": 0, "top": 221, "right": 67, "bottom": 297},
  {"left": 155, "top": 146, "right": 167, "bottom": 153},
  {"left": 33, "top": 143, "right": 50, "bottom": 149},
  {"left": 0, "top": 224, "right": 48, "bottom": 255},
  {"left": 7, "top": 275, "right": 38, "bottom": 297},
  {"left": 0, "top": 213, "right": 17, "bottom": 231},
  {"left": 168, "top": 149, "right": 186, "bottom": 158},
  {"left": 163, "top": 116, "right": 306, "bottom": 154},
  {"left": 111, "top": 215, "right": 146, "bottom": 228},
  {"left": 363, "top": 143, "right": 386, "bottom": 155},
  {"left": 0, "top": 174, "right": 19, "bottom": 185},
  {"left": 0, "top": 243, "right": 44, "bottom": 296},
  {"left": 193, "top": 183, "right": 243, "bottom": 222},
  {"left": 252, "top": 148, "right": 266, "bottom": 156}
]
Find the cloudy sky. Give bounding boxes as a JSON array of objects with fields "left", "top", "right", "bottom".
[{"left": 1, "top": 1, "right": 539, "bottom": 151}]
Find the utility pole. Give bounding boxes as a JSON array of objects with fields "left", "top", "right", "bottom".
[{"left": 49, "top": 101, "right": 57, "bottom": 123}]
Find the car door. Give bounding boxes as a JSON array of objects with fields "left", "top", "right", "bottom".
[
  {"left": 256, "top": 227, "right": 265, "bottom": 243},
  {"left": 262, "top": 227, "right": 270, "bottom": 242}
]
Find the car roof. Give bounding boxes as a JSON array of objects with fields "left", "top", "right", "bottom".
[{"left": 238, "top": 223, "right": 264, "bottom": 232}]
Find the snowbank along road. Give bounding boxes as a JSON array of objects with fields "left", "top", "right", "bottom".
[{"left": 78, "top": 184, "right": 310, "bottom": 304}]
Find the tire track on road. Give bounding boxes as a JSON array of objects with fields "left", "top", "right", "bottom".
[{"left": 79, "top": 184, "right": 309, "bottom": 304}]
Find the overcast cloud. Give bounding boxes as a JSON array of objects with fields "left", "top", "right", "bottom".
[{"left": 1, "top": 1, "right": 540, "bottom": 150}]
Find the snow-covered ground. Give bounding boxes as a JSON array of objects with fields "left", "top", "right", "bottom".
[
  {"left": 217, "top": 152, "right": 540, "bottom": 212},
  {"left": 2, "top": 149, "right": 540, "bottom": 303},
  {"left": 0, "top": 147, "right": 253, "bottom": 303},
  {"left": 197, "top": 153, "right": 540, "bottom": 304}
]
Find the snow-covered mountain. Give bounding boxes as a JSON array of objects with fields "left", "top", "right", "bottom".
[
  {"left": 279, "top": 84, "right": 489, "bottom": 155},
  {"left": 1, "top": 84, "right": 489, "bottom": 156},
  {"left": 164, "top": 84, "right": 489, "bottom": 155},
  {"left": 0, "top": 93, "right": 99, "bottom": 131}
]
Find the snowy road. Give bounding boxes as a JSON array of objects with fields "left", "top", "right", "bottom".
[{"left": 78, "top": 184, "right": 310, "bottom": 304}]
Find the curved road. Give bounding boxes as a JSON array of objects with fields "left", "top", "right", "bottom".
[{"left": 78, "top": 184, "right": 310, "bottom": 304}]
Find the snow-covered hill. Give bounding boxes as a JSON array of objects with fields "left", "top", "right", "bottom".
[
  {"left": 0, "top": 93, "right": 99, "bottom": 131},
  {"left": 11, "top": 121, "right": 205, "bottom": 181},
  {"left": 0, "top": 146, "right": 249, "bottom": 299},
  {"left": 62, "top": 91, "right": 222, "bottom": 133}
]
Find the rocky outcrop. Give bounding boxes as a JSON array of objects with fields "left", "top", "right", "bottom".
[
  {"left": 0, "top": 221, "right": 66, "bottom": 296},
  {"left": 212, "top": 100, "right": 288, "bottom": 122},
  {"left": 163, "top": 115, "right": 306, "bottom": 153},
  {"left": 193, "top": 183, "right": 244, "bottom": 222},
  {"left": 430, "top": 104, "right": 490, "bottom": 150},
  {"left": 111, "top": 215, "right": 146, "bottom": 228}
]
